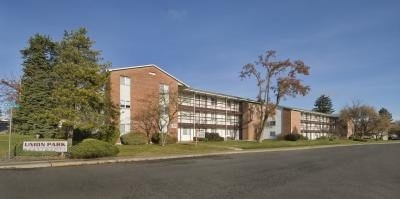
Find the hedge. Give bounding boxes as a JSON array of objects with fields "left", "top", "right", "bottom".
[
  {"left": 205, "top": 132, "right": 224, "bottom": 141},
  {"left": 96, "top": 125, "right": 120, "bottom": 144},
  {"left": 283, "top": 133, "right": 308, "bottom": 141},
  {"left": 70, "top": 138, "right": 119, "bottom": 159},
  {"left": 120, "top": 132, "right": 147, "bottom": 145},
  {"left": 151, "top": 133, "right": 177, "bottom": 145}
]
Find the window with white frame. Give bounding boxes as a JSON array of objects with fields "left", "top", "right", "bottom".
[
  {"left": 120, "top": 76, "right": 130, "bottom": 86},
  {"left": 119, "top": 76, "right": 131, "bottom": 108},
  {"left": 159, "top": 84, "right": 169, "bottom": 133}
]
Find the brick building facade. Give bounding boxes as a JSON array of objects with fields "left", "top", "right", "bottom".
[{"left": 108, "top": 64, "right": 340, "bottom": 141}]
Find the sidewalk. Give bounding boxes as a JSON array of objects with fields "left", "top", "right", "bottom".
[{"left": 1, "top": 141, "right": 399, "bottom": 169}]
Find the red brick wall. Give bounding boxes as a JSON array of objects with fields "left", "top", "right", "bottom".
[
  {"left": 109, "top": 66, "right": 181, "bottom": 136},
  {"left": 281, "top": 109, "right": 301, "bottom": 135}
]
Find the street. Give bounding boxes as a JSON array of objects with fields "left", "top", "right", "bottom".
[{"left": 0, "top": 143, "right": 399, "bottom": 199}]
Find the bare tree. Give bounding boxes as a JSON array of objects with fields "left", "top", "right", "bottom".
[
  {"left": 136, "top": 92, "right": 160, "bottom": 144},
  {"left": 135, "top": 85, "right": 180, "bottom": 146},
  {"left": 389, "top": 120, "right": 400, "bottom": 134},
  {"left": 0, "top": 77, "right": 20, "bottom": 104},
  {"left": 240, "top": 50, "right": 310, "bottom": 142},
  {"left": 340, "top": 101, "right": 382, "bottom": 138},
  {"left": 158, "top": 85, "right": 180, "bottom": 146}
]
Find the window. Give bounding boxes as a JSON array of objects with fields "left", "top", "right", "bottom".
[
  {"left": 159, "top": 84, "right": 170, "bottom": 133},
  {"left": 120, "top": 76, "right": 130, "bottom": 86},
  {"left": 159, "top": 84, "right": 169, "bottom": 94},
  {"left": 269, "top": 121, "right": 276, "bottom": 126},
  {"left": 270, "top": 131, "right": 276, "bottom": 137},
  {"left": 159, "top": 84, "right": 169, "bottom": 108},
  {"left": 182, "top": 128, "right": 190, "bottom": 136},
  {"left": 119, "top": 76, "right": 131, "bottom": 107}
]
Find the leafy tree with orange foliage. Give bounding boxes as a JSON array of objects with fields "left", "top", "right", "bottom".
[{"left": 240, "top": 50, "right": 310, "bottom": 142}]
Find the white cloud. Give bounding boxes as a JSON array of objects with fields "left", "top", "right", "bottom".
[{"left": 166, "top": 8, "right": 187, "bottom": 21}]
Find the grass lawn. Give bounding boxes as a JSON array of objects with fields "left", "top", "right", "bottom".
[
  {"left": 199, "top": 139, "right": 386, "bottom": 150},
  {"left": 0, "top": 133, "right": 34, "bottom": 159},
  {"left": 117, "top": 138, "right": 388, "bottom": 158},
  {"left": 117, "top": 143, "right": 231, "bottom": 157}
]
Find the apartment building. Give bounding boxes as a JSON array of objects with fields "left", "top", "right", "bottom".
[
  {"left": 108, "top": 64, "right": 340, "bottom": 141},
  {"left": 246, "top": 106, "right": 339, "bottom": 140},
  {"left": 177, "top": 88, "right": 244, "bottom": 141},
  {"left": 108, "top": 65, "right": 184, "bottom": 138},
  {"left": 280, "top": 107, "right": 339, "bottom": 140}
]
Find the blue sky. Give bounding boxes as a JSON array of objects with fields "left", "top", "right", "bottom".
[{"left": 1, "top": 0, "right": 399, "bottom": 119}]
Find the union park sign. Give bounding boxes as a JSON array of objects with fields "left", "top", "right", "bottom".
[{"left": 23, "top": 141, "right": 68, "bottom": 152}]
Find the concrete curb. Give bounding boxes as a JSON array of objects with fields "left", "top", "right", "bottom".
[{"left": 1, "top": 141, "right": 399, "bottom": 169}]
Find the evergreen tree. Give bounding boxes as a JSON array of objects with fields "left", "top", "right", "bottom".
[
  {"left": 14, "top": 35, "right": 57, "bottom": 135},
  {"left": 52, "top": 28, "right": 110, "bottom": 129},
  {"left": 313, "top": 94, "right": 334, "bottom": 114},
  {"left": 14, "top": 28, "right": 117, "bottom": 138},
  {"left": 378, "top": 107, "right": 392, "bottom": 120}
]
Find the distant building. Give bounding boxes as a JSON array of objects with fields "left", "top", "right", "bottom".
[{"left": 108, "top": 64, "right": 343, "bottom": 141}]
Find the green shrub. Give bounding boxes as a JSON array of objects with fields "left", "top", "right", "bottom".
[
  {"left": 205, "top": 132, "right": 224, "bottom": 141},
  {"left": 120, "top": 132, "right": 147, "bottom": 145},
  {"left": 316, "top": 136, "right": 328, "bottom": 140},
  {"left": 151, "top": 133, "right": 177, "bottom": 145},
  {"left": 72, "top": 125, "right": 93, "bottom": 145},
  {"left": 70, "top": 138, "right": 119, "bottom": 159},
  {"left": 196, "top": 137, "right": 207, "bottom": 142},
  {"left": 96, "top": 125, "right": 120, "bottom": 144},
  {"left": 283, "top": 133, "right": 308, "bottom": 141},
  {"left": 276, "top": 134, "right": 285, "bottom": 140},
  {"left": 349, "top": 135, "right": 367, "bottom": 142},
  {"left": 316, "top": 135, "right": 337, "bottom": 141}
]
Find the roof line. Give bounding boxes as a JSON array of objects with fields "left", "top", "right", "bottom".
[
  {"left": 280, "top": 105, "right": 338, "bottom": 117},
  {"left": 108, "top": 64, "right": 189, "bottom": 87}
]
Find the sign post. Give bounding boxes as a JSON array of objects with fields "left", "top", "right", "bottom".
[
  {"left": 8, "top": 107, "right": 12, "bottom": 159},
  {"left": 5, "top": 102, "right": 18, "bottom": 159}
]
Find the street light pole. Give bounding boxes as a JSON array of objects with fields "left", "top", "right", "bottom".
[{"left": 8, "top": 107, "right": 12, "bottom": 159}]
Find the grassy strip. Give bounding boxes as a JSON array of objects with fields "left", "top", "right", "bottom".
[
  {"left": 117, "top": 139, "right": 388, "bottom": 157},
  {"left": 0, "top": 134, "right": 33, "bottom": 159},
  {"left": 117, "top": 143, "right": 230, "bottom": 157},
  {"left": 200, "top": 139, "right": 387, "bottom": 150}
]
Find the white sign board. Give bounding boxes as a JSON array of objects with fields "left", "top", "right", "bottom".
[{"left": 23, "top": 141, "right": 68, "bottom": 152}]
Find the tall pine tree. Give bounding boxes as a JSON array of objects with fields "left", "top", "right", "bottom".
[
  {"left": 312, "top": 94, "right": 334, "bottom": 114},
  {"left": 14, "top": 35, "right": 57, "bottom": 135},
  {"left": 52, "top": 28, "right": 110, "bottom": 129},
  {"left": 14, "top": 28, "right": 117, "bottom": 138}
]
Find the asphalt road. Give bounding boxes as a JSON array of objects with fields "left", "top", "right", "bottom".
[{"left": 0, "top": 143, "right": 399, "bottom": 199}]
